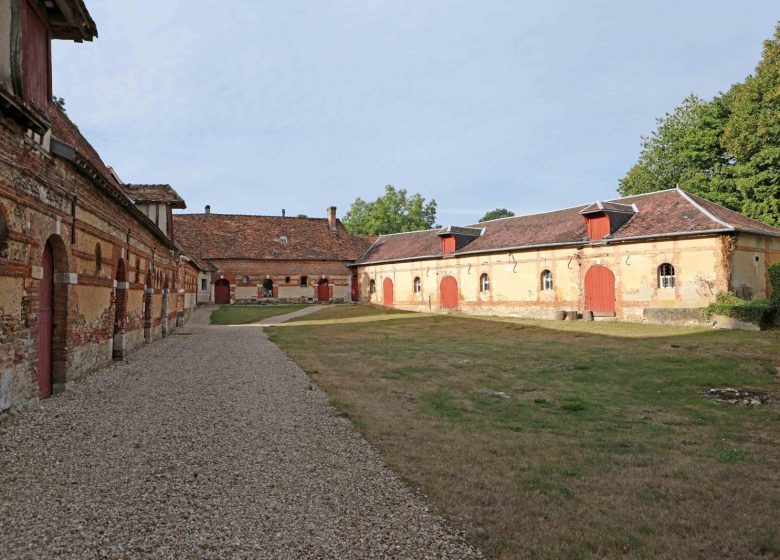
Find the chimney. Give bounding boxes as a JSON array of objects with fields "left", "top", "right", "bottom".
[
  {"left": 205, "top": 205, "right": 211, "bottom": 215},
  {"left": 282, "top": 209, "right": 286, "bottom": 217},
  {"left": 327, "top": 206, "right": 337, "bottom": 232}
]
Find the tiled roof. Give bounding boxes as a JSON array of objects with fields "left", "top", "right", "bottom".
[
  {"left": 354, "top": 189, "right": 780, "bottom": 265},
  {"left": 124, "top": 184, "right": 186, "bottom": 208},
  {"left": 173, "top": 214, "right": 374, "bottom": 261},
  {"left": 48, "top": 103, "right": 122, "bottom": 189}
]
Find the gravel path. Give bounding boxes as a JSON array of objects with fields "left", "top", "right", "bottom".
[{"left": 0, "top": 308, "right": 480, "bottom": 559}]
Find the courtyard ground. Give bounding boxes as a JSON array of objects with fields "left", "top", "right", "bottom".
[
  {"left": 209, "top": 303, "right": 310, "bottom": 324},
  {"left": 267, "top": 306, "right": 780, "bottom": 559},
  {"left": 0, "top": 308, "right": 479, "bottom": 559}
]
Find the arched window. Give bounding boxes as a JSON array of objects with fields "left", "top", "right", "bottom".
[
  {"left": 95, "top": 243, "right": 102, "bottom": 275},
  {"left": 480, "top": 273, "right": 490, "bottom": 292},
  {"left": 541, "top": 269, "right": 553, "bottom": 291},
  {"left": 658, "top": 263, "right": 675, "bottom": 288},
  {"left": 413, "top": 276, "right": 421, "bottom": 293},
  {"left": 242, "top": 275, "right": 250, "bottom": 285},
  {"left": 369, "top": 279, "right": 376, "bottom": 294}
]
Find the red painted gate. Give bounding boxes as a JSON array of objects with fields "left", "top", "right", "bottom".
[
  {"left": 317, "top": 279, "right": 329, "bottom": 302},
  {"left": 351, "top": 273, "right": 359, "bottom": 302},
  {"left": 383, "top": 278, "right": 393, "bottom": 306},
  {"left": 214, "top": 279, "right": 230, "bottom": 304},
  {"left": 38, "top": 241, "right": 53, "bottom": 397},
  {"left": 440, "top": 276, "right": 458, "bottom": 310},
  {"left": 585, "top": 265, "right": 616, "bottom": 314}
]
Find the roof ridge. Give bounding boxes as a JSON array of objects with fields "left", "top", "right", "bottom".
[
  {"left": 173, "top": 213, "right": 332, "bottom": 221},
  {"left": 674, "top": 188, "right": 734, "bottom": 230}
]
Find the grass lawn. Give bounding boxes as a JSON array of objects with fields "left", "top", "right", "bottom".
[
  {"left": 283, "top": 304, "right": 411, "bottom": 323},
  {"left": 209, "top": 305, "right": 308, "bottom": 325},
  {"left": 267, "top": 307, "right": 780, "bottom": 559}
]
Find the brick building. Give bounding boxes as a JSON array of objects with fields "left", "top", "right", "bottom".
[
  {"left": 174, "top": 206, "right": 373, "bottom": 304},
  {"left": 0, "top": 0, "right": 204, "bottom": 418},
  {"left": 352, "top": 189, "right": 780, "bottom": 323}
]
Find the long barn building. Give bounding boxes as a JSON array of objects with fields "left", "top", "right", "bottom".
[
  {"left": 352, "top": 189, "right": 780, "bottom": 323},
  {"left": 0, "top": 0, "right": 205, "bottom": 418}
]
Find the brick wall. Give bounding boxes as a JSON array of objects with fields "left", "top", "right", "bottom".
[{"left": 0, "top": 114, "right": 198, "bottom": 418}]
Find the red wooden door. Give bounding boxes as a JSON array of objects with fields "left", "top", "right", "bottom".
[
  {"left": 585, "top": 265, "right": 616, "bottom": 314},
  {"left": 317, "top": 279, "right": 329, "bottom": 301},
  {"left": 214, "top": 279, "right": 230, "bottom": 304},
  {"left": 38, "top": 241, "right": 53, "bottom": 397},
  {"left": 351, "top": 274, "right": 359, "bottom": 302},
  {"left": 440, "top": 276, "right": 458, "bottom": 309},
  {"left": 383, "top": 278, "right": 393, "bottom": 306}
]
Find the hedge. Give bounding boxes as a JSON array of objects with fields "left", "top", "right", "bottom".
[{"left": 706, "top": 292, "right": 777, "bottom": 328}]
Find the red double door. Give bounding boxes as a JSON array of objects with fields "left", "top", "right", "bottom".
[{"left": 585, "top": 265, "right": 616, "bottom": 314}]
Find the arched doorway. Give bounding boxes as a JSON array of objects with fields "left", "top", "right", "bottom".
[
  {"left": 113, "top": 258, "right": 128, "bottom": 360},
  {"left": 317, "top": 278, "right": 329, "bottom": 302},
  {"left": 351, "top": 273, "right": 359, "bottom": 302},
  {"left": 585, "top": 265, "right": 616, "bottom": 315},
  {"left": 440, "top": 275, "right": 458, "bottom": 310},
  {"left": 383, "top": 277, "right": 393, "bottom": 306},
  {"left": 38, "top": 240, "right": 54, "bottom": 397},
  {"left": 38, "top": 235, "right": 68, "bottom": 397},
  {"left": 215, "top": 278, "right": 230, "bottom": 304}
]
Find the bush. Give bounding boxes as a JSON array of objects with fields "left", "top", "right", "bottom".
[
  {"left": 769, "top": 263, "right": 780, "bottom": 306},
  {"left": 706, "top": 292, "right": 776, "bottom": 327}
]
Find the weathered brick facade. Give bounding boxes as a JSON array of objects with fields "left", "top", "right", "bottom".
[
  {"left": 174, "top": 209, "right": 373, "bottom": 303},
  {"left": 0, "top": 1, "right": 203, "bottom": 418}
]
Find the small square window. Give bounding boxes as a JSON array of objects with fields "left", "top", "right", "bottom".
[{"left": 300, "top": 275, "right": 308, "bottom": 287}]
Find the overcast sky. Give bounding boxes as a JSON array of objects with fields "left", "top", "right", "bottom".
[{"left": 52, "top": 1, "right": 778, "bottom": 226}]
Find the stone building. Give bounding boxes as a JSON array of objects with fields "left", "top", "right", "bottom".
[
  {"left": 174, "top": 206, "right": 373, "bottom": 304},
  {"left": 0, "top": 0, "right": 203, "bottom": 418},
  {"left": 352, "top": 189, "right": 780, "bottom": 323}
]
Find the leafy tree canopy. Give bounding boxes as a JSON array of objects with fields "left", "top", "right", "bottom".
[
  {"left": 479, "top": 208, "right": 515, "bottom": 222},
  {"left": 619, "top": 23, "right": 780, "bottom": 226},
  {"left": 342, "top": 185, "right": 438, "bottom": 235}
]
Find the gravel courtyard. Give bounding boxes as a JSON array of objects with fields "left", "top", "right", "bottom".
[{"left": 0, "top": 308, "right": 480, "bottom": 559}]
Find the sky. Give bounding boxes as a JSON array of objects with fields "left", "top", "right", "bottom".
[{"left": 52, "top": 1, "right": 778, "bottom": 226}]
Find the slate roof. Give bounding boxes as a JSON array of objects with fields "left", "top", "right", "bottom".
[
  {"left": 354, "top": 189, "right": 780, "bottom": 265},
  {"left": 173, "top": 214, "right": 374, "bottom": 261},
  {"left": 124, "top": 184, "right": 186, "bottom": 208}
]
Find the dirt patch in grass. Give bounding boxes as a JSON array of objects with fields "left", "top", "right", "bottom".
[
  {"left": 209, "top": 305, "right": 307, "bottom": 325},
  {"left": 268, "top": 309, "right": 780, "bottom": 559}
]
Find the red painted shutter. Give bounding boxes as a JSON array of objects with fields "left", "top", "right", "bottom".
[
  {"left": 22, "top": 1, "right": 51, "bottom": 114},
  {"left": 586, "top": 214, "right": 611, "bottom": 241}
]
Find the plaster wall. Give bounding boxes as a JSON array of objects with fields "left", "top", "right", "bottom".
[{"left": 356, "top": 235, "right": 732, "bottom": 322}]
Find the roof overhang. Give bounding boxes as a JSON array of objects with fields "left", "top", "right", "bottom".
[{"left": 45, "top": 0, "right": 98, "bottom": 42}]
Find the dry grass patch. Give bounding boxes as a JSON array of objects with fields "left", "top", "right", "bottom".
[{"left": 267, "top": 310, "right": 780, "bottom": 559}]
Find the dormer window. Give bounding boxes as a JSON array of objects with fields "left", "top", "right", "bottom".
[
  {"left": 22, "top": 0, "right": 52, "bottom": 116},
  {"left": 580, "top": 201, "right": 637, "bottom": 241}
]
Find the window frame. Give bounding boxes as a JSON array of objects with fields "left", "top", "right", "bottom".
[
  {"left": 300, "top": 275, "right": 308, "bottom": 287},
  {"left": 480, "top": 273, "right": 490, "bottom": 292},
  {"left": 658, "top": 263, "right": 675, "bottom": 289},
  {"left": 413, "top": 276, "right": 421, "bottom": 293},
  {"left": 369, "top": 279, "right": 376, "bottom": 294},
  {"left": 541, "top": 269, "right": 553, "bottom": 291}
]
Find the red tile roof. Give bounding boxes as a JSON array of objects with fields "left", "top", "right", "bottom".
[
  {"left": 173, "top": 214, "right": 374, "bottom": 261},
  {"left": 48, "top": 103, "right": 122, "bottom": 189},
  {"left": 124, "top": 184, "right": 186, "bottom": 208},
  {"left": 354, "top": 189, "right": 780, "bottom": 265}
]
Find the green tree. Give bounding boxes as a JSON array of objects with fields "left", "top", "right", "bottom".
[
  {"left": 479, "top": 208, "right": 515, "bottom": 222},
  {"left": 721, "top": 24, "right": 780, "bottom": 226},
  {"left": 618, "top": 93, "right": 738, "bottom": 208},
  {"left": 619, "top": 23, "right": 780, "bottom": 227},
  {"left": 342, "top": 185, "right": 438, "bottom": 235}
]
